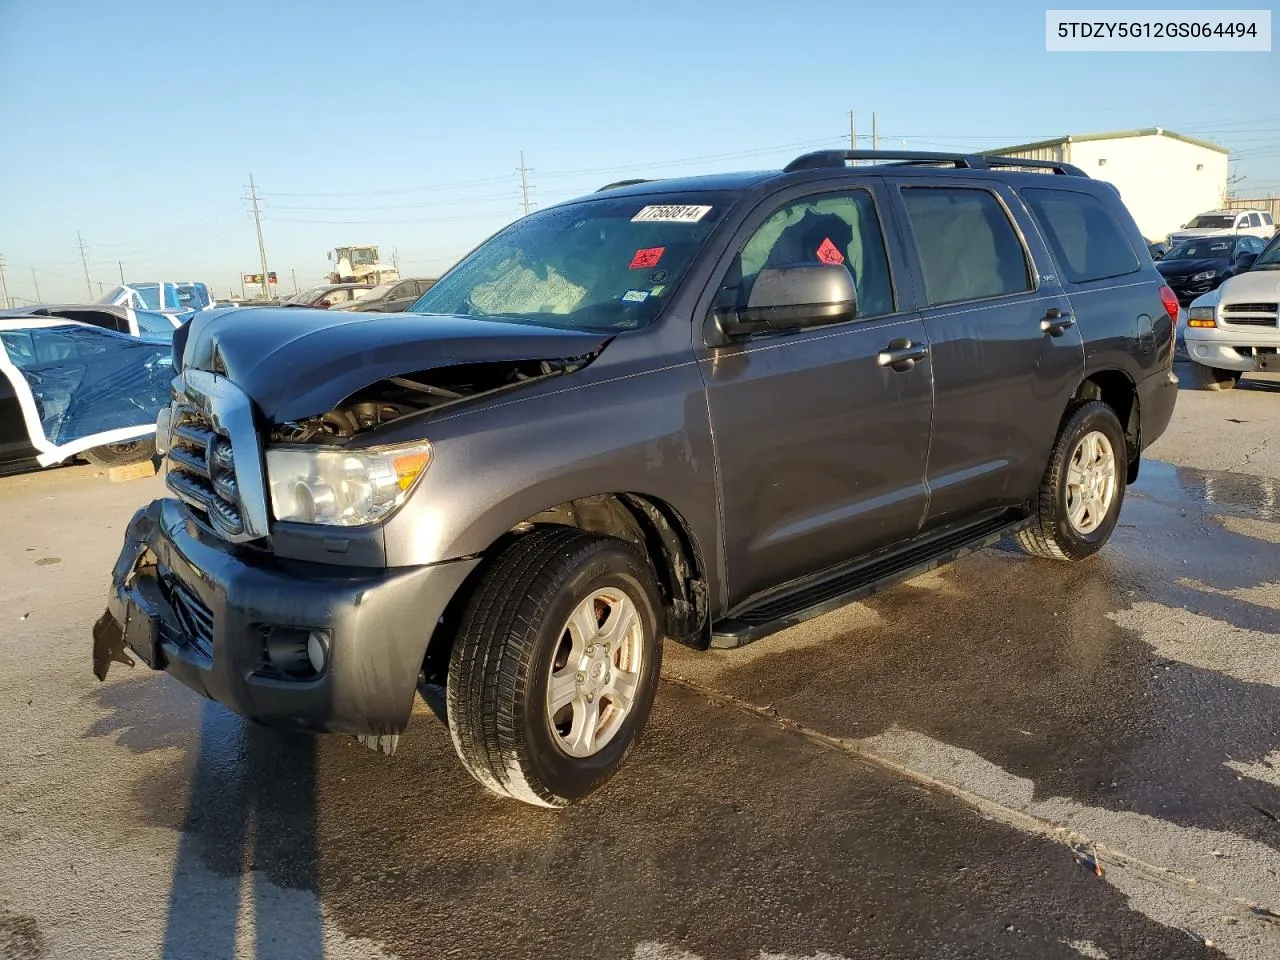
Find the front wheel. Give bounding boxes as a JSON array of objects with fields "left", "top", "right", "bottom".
[
  {"left": 1190, "top": 361, "right": 1241, "bottom": 391},
  {"left": 446, "top": 527, "right": 663, "bottom": 808},
  {"left": 1016, "top": 401, "right": 1127, "bottom": 562}
]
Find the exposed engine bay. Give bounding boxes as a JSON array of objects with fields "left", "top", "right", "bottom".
[{"left": 269, "top": 355, "right": 592, "bottom": 445}]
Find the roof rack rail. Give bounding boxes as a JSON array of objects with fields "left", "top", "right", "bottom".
[
  {"left": 784, "top": 150, "right": 990, "bottom": 172},
  {"left": 981, "top": 154, "right": 1088, "bottom": 177},
  {"left": 597, "top": 178, "right": 651, "bottom": 192},
  {"left": 784, "top": 149, "right": 1087, "bottom": 177}
]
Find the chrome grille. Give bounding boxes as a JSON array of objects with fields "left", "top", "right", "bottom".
[
  {"left": 1220, "top": 302, "right": 1279, "bottom": 328},
  {"left": 160, "top": 570, "right": 214, "bottom": 661},
  {"left": 161, "top": 369, "right": 269, "bottom": 543},
  {"left": 166, "top": 407, "right": 246, "bottom": 536}
]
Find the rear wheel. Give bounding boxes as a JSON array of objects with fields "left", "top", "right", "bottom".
[
  {"left": 82, "top": 438, "right": 156, "bottom": 467},
  {"left": 1190, "top": 361, "right": 1241, "bottom": 391},
  {"left": 446, "top": 527, "right": 663, "bottom": 808},
  {"left": 1017, "top": 401, "right": 1127, "bottom": 562}
]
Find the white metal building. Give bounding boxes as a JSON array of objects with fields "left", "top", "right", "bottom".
[{"left": 985, "top": 128, "right": 1230, "bottom": 243}]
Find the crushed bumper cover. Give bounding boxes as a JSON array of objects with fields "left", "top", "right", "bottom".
[{"left": 94, "top": 498, "right": 478, "bottom": 736}]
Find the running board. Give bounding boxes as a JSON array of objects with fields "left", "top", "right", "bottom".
[{"left": 710, "top": 512, "right": 1030, "bottom": 649}]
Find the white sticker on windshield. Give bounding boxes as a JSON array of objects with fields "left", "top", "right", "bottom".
[
  {"left": 631, "top": 204, "right": 712, "bottom": 223},
  {"left": 621, "top": 289, "right": 650, "bottom": 303}
]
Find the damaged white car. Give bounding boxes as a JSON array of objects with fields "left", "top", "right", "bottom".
[{"left": 0, "top": 315, "right": 173, "bottom": 471}]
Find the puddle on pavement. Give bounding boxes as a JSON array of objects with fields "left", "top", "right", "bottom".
[
  {"left": 1134, "top": 459, "right": 1280, "bottom": 523},
  {"left": 669, "top": 459, "right": 1280, "bottom": 853}
]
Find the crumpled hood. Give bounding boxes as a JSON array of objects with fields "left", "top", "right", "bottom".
[{"left": 178, "top": 307, "right": 611, "bottom": 421}]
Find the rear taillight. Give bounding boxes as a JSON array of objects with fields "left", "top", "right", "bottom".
[{"left": 1159, "top": 285, "right": 1179, "bottom": 324}]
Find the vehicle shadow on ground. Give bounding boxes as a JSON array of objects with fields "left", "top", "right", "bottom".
[
  {"left": 689, "top": 461, "right": 1280, "bottom": 850},
  {"left": 84, "top": 680, "right": 325, "bottom": 960},
  {"left": 87, "top": 674, "right": 1216, "bottom": 960}
]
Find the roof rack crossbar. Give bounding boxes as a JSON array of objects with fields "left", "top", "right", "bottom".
[
  {"left": 596, "top": 178, "right": 652, "bottom": 192},
  {"left": 784, "top": 149, "right": 1087, "bottom": 177}
]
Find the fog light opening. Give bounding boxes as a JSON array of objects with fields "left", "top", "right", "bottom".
[{"left": 260, "top": 625, "right": 327, "bottom": 679}]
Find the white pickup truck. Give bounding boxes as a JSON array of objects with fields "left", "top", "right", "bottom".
[{"left": 1184, "top": 230, "right": 1280, "bottom": 389}]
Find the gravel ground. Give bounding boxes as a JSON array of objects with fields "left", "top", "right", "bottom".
[{"left": 1, "top": 367, "right": 1278, "bottom": 960}]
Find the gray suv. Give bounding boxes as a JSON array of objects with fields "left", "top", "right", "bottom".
[{"left": 93, "top": 150, "right": 1179, "bottom": 808}]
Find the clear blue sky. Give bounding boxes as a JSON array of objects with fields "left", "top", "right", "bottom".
[{"left": 1, "top": 0, "right": 1276, "bottom": 302}]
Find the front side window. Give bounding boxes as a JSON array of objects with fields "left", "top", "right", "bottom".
[
  {"left": 412, "top": 192, "right": 736, "bottom": 331},
  {"left": 1021, "top": 188, "right": 1139, "bottom": 284},
  {"left": 902, "top": 187, "right": 1032, "bottom": 304},
  {"left": 714, "top": 189, "right": 894, "bottom": 320},
  {"left": 1247, "top": 213, "right": 1263, "bottom": 227}
]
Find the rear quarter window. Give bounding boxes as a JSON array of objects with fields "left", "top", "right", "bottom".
[
  {"left": 900, "top": 187, "right": 1032, "bottom": 305},
  {"left": 1021, "top": 188, "right": 1140, "bottom": 284}
]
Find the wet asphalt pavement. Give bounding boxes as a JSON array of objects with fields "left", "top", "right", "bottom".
[{"left": 2, "top": 369, "right": 1278, "bottom": 960}]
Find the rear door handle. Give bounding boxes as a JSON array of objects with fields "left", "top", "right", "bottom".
[
  {"left": 1041, "top": 307, "right": 1076, "bottom": 336},
  {"left": 877, "top": 338, "right": 929, "bottom": 371}
]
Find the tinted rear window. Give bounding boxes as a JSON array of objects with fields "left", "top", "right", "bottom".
[
  {"left": 1021, "top": 188, "right": 1140, "bottom": 284},
  {"left": 901, "top": 187, "right": 1032, "bottom": 305}
]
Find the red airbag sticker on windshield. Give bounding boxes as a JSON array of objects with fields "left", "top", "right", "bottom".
[
  {"left": 816, "top": 238, "right": 845, "bottom": 265},
  {"left": 629, "top": 246, "right": 665, "bottom": 269}
]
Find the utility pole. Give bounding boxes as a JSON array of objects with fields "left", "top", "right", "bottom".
[
  {"left": 849, "top": 110, "right": 856, "bottom": 151},
  {"left": 291, "top": 268, "right": 298, "bottom": 295},
  {"left": 118, "top": 261, "right": 125, "bottom": 283},
  {"left": 0, "top": 255, "right": 9, "bottom": 309},
  {"left": 30, "top": 266, "right": 40, "bottom": 302},
  {"left": 97, "top": 281, "right": 104, "bottom": 296},
  {"left": 518, "top": 151, "right": 532, "bottom": 217},
  {"left": 392, "top": 247, "right": 400, "bottom": 273},
  {"left": 872, "top": 112, "right": 878, "bottom": 151},
  {"left": 247, "top": 174, "right": 272, "bottom": 299},
  {"left": 76, "top": 232, "right": 92, "bottom": 298}
]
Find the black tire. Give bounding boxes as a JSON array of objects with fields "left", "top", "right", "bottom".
[
  {"left": 1190, "top": 361, "right": 1240, "bottom": 391},
  {"left": 1016, "top": 401, "right": 1128, "bottom": 562},
  {"left": 446, "top": 527, "right": 664, "bottom": 808},
  {"left": 81, "top": 438, "right": 157, "bottom": 468}
]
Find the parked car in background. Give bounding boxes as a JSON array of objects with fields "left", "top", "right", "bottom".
[
  {"left": 1168, "top": 209, "right": 1276, "bottom": 248},
  {"left": 1156, "top": 235, "right": 1265, "bottom": 304},
  {"left": 96, "top": 148, "right": 1178, "bottom": 809},
  {"left": 282, "top": 283, "right": 375, "bottom": 309},
  {"left": 0, "top": 315, "right": 172, "bottom": 471},
  {"left": 0, "top": 303, "right": 180, "bottom": 338},
  {"left": 98, "top": 281, "right": 214, "bottom": 316},
  {"left": 1183, "top": 229, "right": 1280, "bottom": 390},
  {"left": 329, "top": 278, "right": 438, "bottom": 313}
]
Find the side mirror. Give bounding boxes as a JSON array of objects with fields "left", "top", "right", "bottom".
[
  {"left": 1235, "top": 252, "right": 1259, "bottom": 272},
  {"left": 715, "top": 264, "right": 857, "bottom": 338}
]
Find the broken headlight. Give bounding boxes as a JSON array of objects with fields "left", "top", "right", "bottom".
[{"left": 266, "top": 442, "right": 431, "bottom": 526}]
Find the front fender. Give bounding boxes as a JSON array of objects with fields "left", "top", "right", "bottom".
[{"left": 379, "top": 359, "right": 724, "bottom": 609}]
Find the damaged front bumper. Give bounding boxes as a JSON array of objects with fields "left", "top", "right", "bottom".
[{"left": 94, "top": 498, "right": 478, "bottom": 736}]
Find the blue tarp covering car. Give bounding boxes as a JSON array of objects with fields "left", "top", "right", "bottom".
[{"left": 0, "top": 314, "right": 172, "bottom": 469}]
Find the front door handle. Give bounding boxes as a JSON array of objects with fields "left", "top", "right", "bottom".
[
  {"left": 1041, "top": 307, "right": 1076, "bottom": 336},
  {"left": 877, "top": 337, "right": 929, "bottom": 372}
]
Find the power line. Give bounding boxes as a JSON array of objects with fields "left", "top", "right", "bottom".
[{"left": 76, "top": 232, "right": 92, "bottom": 298}]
